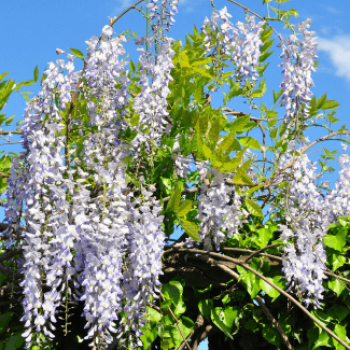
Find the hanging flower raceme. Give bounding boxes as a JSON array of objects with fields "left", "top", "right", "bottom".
[
  {"left": 277, "top": 142, "right": 350, "bottom": 308},
  {"left": 78, "top": 26, "right": 134, "bottom": 347},
  {"left": 132, "top": 38, "right": 175, "bottom": 149},
  {"left": 278, "top": 19, "right": 318, "bottom": 123},
  {"left": 201, "top": 8, "right": 264, "bottom": 89},
  {"left": 279, "top": 153, "right": 328, "bottom": 308},
  {"left": 185, "top": 166, "right": 244, "bottom": 251},
  {"left": 120, "top": 185, "right": 165, "bottom": 348},
  {"left": 18, "top": 57, "right": 77, "bottom": 347}
]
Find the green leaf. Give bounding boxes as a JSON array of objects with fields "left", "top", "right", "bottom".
[
  {"left": 237, "top": 264, "right": 261, "bottom": 298},
  {"left": 130, "top": 112, "right": 140, "bottom": 127},
  {"left": 238, "top": 136, "right": 261, "bottom": 150},
  {"left": 211, "top": 307, "right": 237, "bottom": 339},
  {"left": 330, "top": 305, "right": 349, "bottom": 322},
  {"left": 328, "top": 278, "right": 345, "bottom": 297},
  {"left": 193, "top": 67, "right": 212, "bottom": 79},
  {"left": 202, "top": 143, "right": 212, "bottom": 159},
  {"left": 199, "top": 115, "right": 209, "bottom": 135},
  {"left": 322, "top": 100, "right": 340, "bottom": 110},
  {"left": 141, "top": 323, "right": 159, "bottom": 350},
  {"left": 260, "top": 40, "right": 274, "bottom": 54},
  {"left": 163, "top": 281, "right": 183, "bottom": 306},
  {"left": 251, "top": 80, "right": 267, "bottom": 98},
  {"left": 333, "top": 324, "right": 348, "bottom": 350},
  {"left": 272, "top": 89, "right": 283, "bottom": 104},
  {"left": 261, "top": 27, "right": 273, "bottom": 43},
  {"left": 323, "top": 228, "right": 347, "bottom": 251},
  {"left": 161, "top": 299, "right": 173, "bottom": 310},
  {"left": 233, "top": 160, "right": 253, "bottom": 185},
  {"left": 0, "top": 72, "right": 10, "bottom": 82},
  {"left": 169, "top": 317, "right": 194, "bottom": 349},
  {"left": 262, "top": 323, "right": 281, "bottom": 347},
  {"left": 0, "top": 312, "right": 13, "bottom": 332},
  {"left": 270, "top": 127, "right": 278, "bottom": 139},
  {"left": 220, "top": 149, "right": 245, "bottom": 173},
  {"left": 227, "top": 115, "right": 250, "bottom": 133},
  {"left": 259, "top": 278, "right": 280, "bottom": 301},
  {"left": 311, "top": 330, "right": 332, "bottom": 350},
  {"left": 166, "top": 184, "right": 182, "bottom": 213},
  {"left": 145, "top": 308, "right": 162, "bottom": 322},
  {"left": 245, "top": 199, "right": 263, "bottom": 217},
  {"left": 208, "top": 118, "right": 221, "bottom": 143},
  {"left": 191, "top": 57, "right": 212, "bottom": 66},
  {"left": 180, "top": 220, "right": 200, "bottom": 241},
  {"left": 198, "top": 299, "right": 213, "bottom": 322},
  {"left": 257, "top": 228, "right": 273, "bottom": 248},
  {"left": 177, "top": 200, "right": 193, "bottom": 217},
  {"left": 69, "top": 48, "right": 84, "bottom": 59},
  {"left": 330, "top": 253, "right": 346, "bottom": 272},
  {"left": 245, "top": 184, "right": 264, "bottom": 195},
  {"left": 4, "top": 334, "right": 24, "bottom": 350},
  {"left": 316, "top": 93, "right": 327, "bottom": 109},
  {"left": 129, "top": 60, "right": 136, "bottom": 72},
  {"left": 160, "top": 339, "right": 170, "bottom": 350},
  {"left": 33, "top": 66, "right": 39, "bottom": 82},
  {"left": 218, "top": 129, "right": 236, "bottom": 153},
  {"left": 179, "top": 52, "right": 191, "bottom": 68}
]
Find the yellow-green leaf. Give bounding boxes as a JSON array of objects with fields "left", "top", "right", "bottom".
[
  {"left": 191, "top": 57, "right": 212, "bottom": 66},
  {"left": 245, "top": 199, "right": 263, "bottom": 217},
  {"left": 218, "top": 130, "right": 236, "bottom": 153},
  {"left": 179, "top": 52, "right": 191, "bottom": 68},
  {"left": 166, "top": 184, "right": 182, "bottom": 213},
  {"left": 192, "top": 67, "right": 212, "bottom": 79},
  {"left": 180, "top": 220, "right": 200, "bottom": 241},
  {"left": 208, "top": 118, "right": 221, "bottom": 143},
  {"left": 33, "top": 66, "right": 39, "bottom": 82},
  {"left": 69, "top": 48, "right": 84, "bottom": 59},
  {"left": 220, "top": 149, "right": 245, "bottom": 173},
  {"left": 202, "top": 143, "right": 212, "bottom": 159},
  {"left": 245, "top": 184, "right": 264, "bottom": 195},
  {"left": 238, "top": 136, "right": 261, "bottom": 150},
  {"left": 198, "top": 115, "right": 209, "bottom": 135},
  {"left": 130, "top": 113, "right": 140, "bottom": 127},
  {"left": 233, "top": 160, "right": 253, "bottom": 185},
  {"left": 177, "top": 200, "right": 193, "bottom": 217}
]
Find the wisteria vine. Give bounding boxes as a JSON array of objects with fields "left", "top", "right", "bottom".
[{"left": 1, "top": 1, "right": 350, "bottom": 350}]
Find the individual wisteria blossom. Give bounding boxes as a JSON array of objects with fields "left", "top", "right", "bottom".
[{"left": 278, "top": 19, "right": 318, "bottom": 123}]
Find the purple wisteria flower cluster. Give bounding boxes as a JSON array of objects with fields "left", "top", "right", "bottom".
[
  {"left": 278, "top": 147, "right": 350, "bottom": 308},
  {"left": 201, "top": 7, "right": 264, "bottom": 86},
  {"left": 0, "top": 16, "right": 179, "bottom": 347},
  {"left": 278, "top": 19, "right": 318, "bottom": 123},
  {"left": 185, "top": 164, "right": 245, "bottom": 251}
]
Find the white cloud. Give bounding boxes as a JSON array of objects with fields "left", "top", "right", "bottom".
[
  {"left": 178, "top": 0, "right": 204, "bottom": 13},
  {"left": 317, "top": 35, "right": 350, "bottom": 82},
  {"left": 113, "top": 0, "right": 134, "bottom": 15},
  {"left": 321, "top": 5, "right": 341, "bottom": 15}
]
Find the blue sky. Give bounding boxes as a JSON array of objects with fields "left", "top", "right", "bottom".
[{"left": 0, "top": 1, "right": 350, "bottom": 349}]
